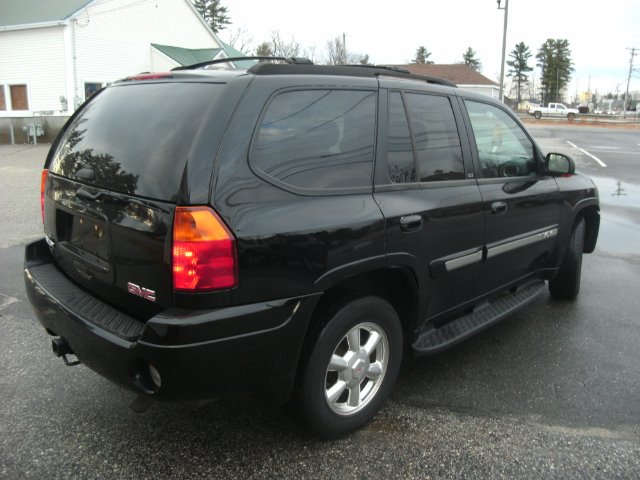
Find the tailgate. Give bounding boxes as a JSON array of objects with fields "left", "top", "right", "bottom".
[{"left": 43, "top": 81, "right": 224, "bottom": 318}]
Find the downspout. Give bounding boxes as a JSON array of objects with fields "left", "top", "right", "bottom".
[{"left": 72, "top": 18, "right": 80, "bottom": 110}]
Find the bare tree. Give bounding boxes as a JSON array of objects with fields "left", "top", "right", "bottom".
[
  {"left": 325, "top": 36, "right": 367, "bottom": 65},
  {"left": 253, "top": 31, "right": 300, "bottom": 59},
  {"left": 300, "top": 46, "right": 317, "bottom": 63},
  {"left": 228, "top": 27, "right": 252, "bottom": 54},
  {"left": 268, "top": 31, "right": 300, "bottom": 57},
  {"left": 326, "top": 36, "right": 348, "bottom": 64}
]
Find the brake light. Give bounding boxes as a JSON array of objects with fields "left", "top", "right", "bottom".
[
  {"left": 125, "top": 72, "right": 173, "bottom": 81},
  {"left": 172, "top": 206, "right": 237, "bottom": 291},
  {"left": 40, "top": 169, "right": 48, "bottom": 223}
]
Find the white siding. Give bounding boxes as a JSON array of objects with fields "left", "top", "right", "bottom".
[
  {"left": 460, "top": 85, "right": 500, "bottom": 99},
  {"left": 73, "top": 0, "right": 219, "bottom": 99},
  {"left": 0, "top": 26, "right": 67, "bottom": 115},
  {"left": 151, "top": 49, "right": 180, "bottom": 72}
]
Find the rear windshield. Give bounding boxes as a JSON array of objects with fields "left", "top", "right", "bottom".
[{"left": 50, "top": 82, "right": 221, "bottom": 201}]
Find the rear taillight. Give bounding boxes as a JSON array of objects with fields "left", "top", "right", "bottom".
[
  {"left": 40, "top": 169, "right": 48, "bottom": 223},
  {"left": 172, "top": 206, "right": 237, "bottom": 292}
]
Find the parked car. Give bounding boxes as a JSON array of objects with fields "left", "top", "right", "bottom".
[
  {"left": 24, "top": 58, "right": 600, "bottom": 438},
  {"left": 529, "top": 102, "right": 579, "bottom": 120}
]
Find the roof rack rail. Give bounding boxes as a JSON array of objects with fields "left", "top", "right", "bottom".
[
  {"left": 246, "top": 63, "right": 457, "bottom": 87},
  {"left": 172, "top": 56, "right": 313, "bottom": 71}
]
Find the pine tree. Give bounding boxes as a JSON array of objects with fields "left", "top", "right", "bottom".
[
  {"left": 462, "top": 47, "right": 481, "bottom": 71},
  {"left": 255, "top": 42, "right": 272, "bottom": 57},
  {"left": 191, "top": 0, "right": 231, "bottom": 33},
  {"left": 536, "top": 39, "right": 573, "bottom": 104},
  {"left": 506, "top": 42, "right": 533, "bottom": 106},
  {"left": 414, "top": 46, "right": 433, "bottom": 64}
]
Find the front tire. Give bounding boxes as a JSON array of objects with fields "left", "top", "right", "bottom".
[
  {"left": 549, "top": 219, "right": 585, "bottom": 300},
  {"left": 297, "top": 296, "right": 403, "bottom": 438}
]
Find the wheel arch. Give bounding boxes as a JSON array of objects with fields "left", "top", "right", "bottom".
[
  {"left": 578, "top": 204, "right": 600, "bottom": 253},
  {"left": 293, "top": 266, "right": 419, "bottom": 390}
]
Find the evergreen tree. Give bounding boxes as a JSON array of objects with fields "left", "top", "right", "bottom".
[
  {"left": 255, "top": 42, "right": 272, "bottom": 57},
  {"left": 506, "top": 42, "right": 533, "bottom": 106},
  {"left": 536, "top": 39, "right": 573, "bottom": 104},
  {"left": 359, "top": 54, "right": 372, "bottom": 66},
  {"left": 462, "top": 47, "right": 481, "bottom": 70},
  {"left": 191, "top": 0, "right": 231, "bottom": 33},
  {"left": 414, "top": 46, "right": 433, "bottom": 64}
]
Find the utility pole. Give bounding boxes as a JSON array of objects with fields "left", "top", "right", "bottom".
[
  {"left": 623, "top": 47, "right": 637, "bottom": 119},
  {"left": 497, "top": 0, "right": 509, "bottom": 102},
  {"left": 343, "top": 33, "right": 346, "bottom": 63}
]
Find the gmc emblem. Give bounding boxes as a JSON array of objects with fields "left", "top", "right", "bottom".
[{"left": 127, "top": 282, "right": 156, "bottom": 302}]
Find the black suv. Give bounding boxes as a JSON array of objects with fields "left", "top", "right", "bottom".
[{"left": 24, "top": 58, "right": 600, "bottom": 438}]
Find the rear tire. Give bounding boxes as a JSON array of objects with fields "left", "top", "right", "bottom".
[
  {"left": 297, "top": 296, "right": 402, "bottom": 438},
  {"left": 534, "top": 111, "right": 542, "bottom": 119},
  {"left": 549, "top": 219, "right": 585, "bottom": 300}
]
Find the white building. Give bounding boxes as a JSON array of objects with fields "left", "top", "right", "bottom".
[{"left": 0, "top": 0, "right": 238, "bottom": 126}]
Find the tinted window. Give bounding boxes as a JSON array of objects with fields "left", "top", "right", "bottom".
[
  {"left": 251, "top": 89, "right": 376, "bottom": 191},
  {"left": 405, "top": 93, "right": 465, "bottom": 181},
  {"left": 51, "top": 83, "right": 221, "bottom": 201},
  {"left": 465, "top": 100, "right": 535, "bottom": 178},
  {"left": 387, "top": 92, "right": 416, "bottom": 183}
]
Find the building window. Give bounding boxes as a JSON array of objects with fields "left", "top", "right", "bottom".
[
  {"left": 9, "top": 84, "right": 29, "bottom": 110},
  {"left": 0, "top": 87, "right": 6, "bottom": 111},
  {"left": 84, "top": 82, "right": 104, "bottom": 100}
]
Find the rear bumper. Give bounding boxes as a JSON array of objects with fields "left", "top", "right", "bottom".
[{"left": 24, "top": 239, "right": 319, "bottom": 403}]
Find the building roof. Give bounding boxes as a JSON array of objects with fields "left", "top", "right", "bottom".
[
  {"left": 394, "top": 64, "right": 498, "bottom": 87},
  {"left": 218, "top": 41, "right": 257, "bottom": 69},
  {"left": 153, "top": 42, "right": 258, "bottom": 69},
  {"left": 152, "top": 44, "right": 222, "bottom": 66},
  {"left": 0, "top": 0, "right": 94, "bottom": 28}
]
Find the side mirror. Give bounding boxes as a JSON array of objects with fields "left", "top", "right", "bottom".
[{"left": 545, "top": 152, "right": 575, "bottom": 176}]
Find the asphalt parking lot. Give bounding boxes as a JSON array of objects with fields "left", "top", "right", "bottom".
[{"left": 1, "top": 131, "right": 639, "bottom": 478}]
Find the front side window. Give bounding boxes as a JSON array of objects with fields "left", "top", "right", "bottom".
[
  {"left": 251, "top": 89, "right": 376, "bottom": 191},
  {"left": 465, "top": 100, "right": 536, "bottom": 179}
]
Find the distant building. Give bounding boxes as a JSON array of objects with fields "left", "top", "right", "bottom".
[
  {"left": 0, "top": 0, "right": 243, "bottom": 142},
  {"left": 394, "top": 64, "right": 500, "bottom": 99}
]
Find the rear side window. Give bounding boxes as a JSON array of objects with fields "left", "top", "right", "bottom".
[
  {"left": 385, "top": 92, "right": 465, "bottom": 184},
  {"left": 387, "top": 92, "right": 417, "bottom": 183},
  {"left": 50, "top": 82, "right": 221, "bottom": 201},
  {"left": 251, "top": 89, "right": 376, "bottom": 192},
  {"left": 404, "top": 93, "right": 465, "bottom": 182}
]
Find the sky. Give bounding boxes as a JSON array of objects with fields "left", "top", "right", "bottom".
[{"left": 221, "top": 0, "right": 640, "bottom": 99}]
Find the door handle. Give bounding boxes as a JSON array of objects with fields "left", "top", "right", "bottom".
[
  {"left": 400, "top": 214, "right": 423, "bottom": 232},
  {"left": 490, "top": 201, "right": 507, "bottom": 215}
]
